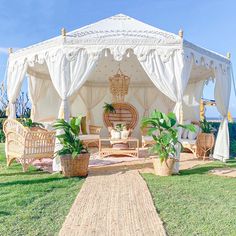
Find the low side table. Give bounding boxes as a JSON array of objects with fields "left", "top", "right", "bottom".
[{"left": 99, "top": 138, "right": 139, "bottom": 158}]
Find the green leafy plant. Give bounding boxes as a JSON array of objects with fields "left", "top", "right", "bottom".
[
  {"left": 115, "top": 123, "right": 125, "bottom": 131},
  {"left": 53, "top": 116, "right": 87, "bottom": 158},
  {"left": 141, "top": 110, "right": 196, "bottom": 162},
  {"left": 200, "top": 118, "right": 214, "bottom": 133},
  {"left": 21, "top": 118, "right": 44, "bottom": 128},
  {"left": 103, "top": 103, "right": 116, "bottom": 114}
]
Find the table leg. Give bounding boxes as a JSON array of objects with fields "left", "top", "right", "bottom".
[
  {"left": 137, "top": 139, "right": 139, "bottom": 158},
  {"left": 99, "top": 139, "right": 101, "bottom": 158}
]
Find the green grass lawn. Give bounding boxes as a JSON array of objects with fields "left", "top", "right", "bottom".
[
  {"left": 0, "top": 144, "right": 84, "bottom": 236},
  {"left": 143, "top": 161, "right": 236, "bottom": 236}
]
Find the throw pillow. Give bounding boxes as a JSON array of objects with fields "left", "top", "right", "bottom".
[
  {"left": 121, "top": 129, "right": 130, "bottom": 139},
  {"left": 81, "top": 116, "right": 87, "bottom": 134},
  {"left": 188, "top": 125, "right": 200, "bottom": 140},
  {"left": 182, "top": 120, "right": 191, "bottom": 139},
  {"left": 110, "top": 129, "right": 121, "bottom": 139}
]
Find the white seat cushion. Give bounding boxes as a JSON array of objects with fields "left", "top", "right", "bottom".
[
  {"left": 79, "top": 134, "right": 100, "bottom": 140},
  {"left": 42, "top": 121, "right": 55, "bottom": 131},
  {"left": 180, "top": 138, "right": 196, "bottom": 145}
]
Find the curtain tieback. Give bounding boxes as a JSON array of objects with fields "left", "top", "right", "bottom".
[
  {"left": 86, "top": 109, "right": 92, "bottom": 122},
  {"left": 174, "top": 101, "right": 183, "bottom": 124},
  {"left": 58, "top": 99, "right": 68, "bottom": 119},
  {"left": 143, "top": 107, "right": 149, "bottom": 117},
  {"left": 6, "top": 102, "right": 16, "bottom": 117},
  {"left": 5, "top": 105, "right": 10, "bottom": 116}
]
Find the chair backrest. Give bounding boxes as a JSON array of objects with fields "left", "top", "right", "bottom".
[
  {"left": 103, "top": 103, "right": 138, "bottom": 130},
  {"left": 3, "top": 119, "right": 29, "bottom": 138}
]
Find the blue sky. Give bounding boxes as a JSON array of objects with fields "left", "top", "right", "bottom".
[{"left": 0, "top": 0, "right": 235, "bottom": 117}]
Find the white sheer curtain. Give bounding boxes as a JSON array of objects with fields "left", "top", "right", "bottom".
[
  {"left": 182, "top": 80, "right": 205, "bottom": 121},
  {"left": 213, "top": 65, "right": 231, "bottom": 161},
  {"left": 28, "top": 75, "right": 45, "bottom": 121},
  {"left": 45, "top": 48, "right": 99, "bottom": 172},
  {"left": 138, "top": 49, "right": 193, "bottom": 173},
  {"left": 7, "top": 60, "right": 28, "bottom": 118},
  {"left": 33, "top": 80, "right": 61, "bottom": 122},
  {"left": 45, "top": 48, "right": 98, "bottom": 121},
  {"left": 134, "top": 87, "right": 158, "bottom": 117},
  {"left": 79, "top": 85, "right": 107, "bottom": 124},
  {"left": 138, "top": 49, "right": 193, "bottom": 123}
]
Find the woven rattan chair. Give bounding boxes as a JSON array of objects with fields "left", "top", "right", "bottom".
[
  {"left": 103, "top": 102, "right": 138, "bottom": 130},
  {"left": 3, "top": 119, "right": 56, "bottom": 172}
]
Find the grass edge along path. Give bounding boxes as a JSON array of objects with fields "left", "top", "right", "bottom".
[
  {"left": 142, "top": 160, "right": 236, "bottom": 236},
  {"left": 0, "top": 144, "right": 84, "bottom": 236}
]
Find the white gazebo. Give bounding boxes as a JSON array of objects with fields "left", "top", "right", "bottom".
[{"left": 6, "top": 14, "right": 232, "bottom": 165}]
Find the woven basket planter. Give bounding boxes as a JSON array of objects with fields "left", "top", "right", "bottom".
[
  {"left": 196, "top": 133, "right": 215, "bottom": 158},
  {"left": 60, "top": 153, "right": 90, "bottom": 177},
  {"left": 153, "top": 158, "right": 176, "bottom": 176}
]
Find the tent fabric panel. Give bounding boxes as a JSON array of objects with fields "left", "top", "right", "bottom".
[
  {"left": 213, "top": 65, "right": 231, "bottom": 161},
  {"left": 45, "top": 48, "right": 99, "bottom": 121},
  {"left": 182, "top": 80, "right": 205, "bottom": 121},
  {"left": 6, "top": 60, "right": 28, "bottom": 118}
]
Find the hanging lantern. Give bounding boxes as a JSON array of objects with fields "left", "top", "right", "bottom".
[{"left": 109, "top": 68, "right": 130, "bottom": 102}]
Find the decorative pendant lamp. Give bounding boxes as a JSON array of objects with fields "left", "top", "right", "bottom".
[{"left": 109, "top": 65, "right": 130, "bottom": 102}]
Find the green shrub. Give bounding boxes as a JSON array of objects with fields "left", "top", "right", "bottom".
[
  {"left": 0, "top": 118, "right": 6, "bottom": 142},
  {"left": 211, "top": 122, "right": 236, "bottom": 158},
  {"left": 0, "top": 130, "right": 5, "bottom": 142},
  {"left": 230, "top": 140, "right": 236, "bottom": 157}
]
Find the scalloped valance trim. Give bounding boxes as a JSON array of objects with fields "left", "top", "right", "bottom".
[
  {"left": 184, "top": 40, "right": 230, "bottom": 65},
  {"left": 9, "top": 45, "right": 182, "bottom": 65}
]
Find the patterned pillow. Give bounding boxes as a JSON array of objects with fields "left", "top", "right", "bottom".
[
  {"left": 110, "top": 129, "right": 121, "bottom": 139},
  {"left": 121, "top": 129, "right": 130, "bottom": 139}
]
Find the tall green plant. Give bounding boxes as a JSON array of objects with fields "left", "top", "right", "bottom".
[
  {"left": 53, "top": 116, "right": 87, "bottom": 158},
  {"left": 200, "top": 118, "right": 214, "bottom": 133},
  {"left": 141, "top": 110, "right": 196, "bottom": 162}
]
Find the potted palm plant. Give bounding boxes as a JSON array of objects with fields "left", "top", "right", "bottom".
[
  {"left": 103, "top": 102, "right": 116, "bottom": 114},
  {"left": 53, "top": 116, "right": 89, "bottom": 177},
  {"left": 142, "top": 110, "right": 195, "bottom": 176}
]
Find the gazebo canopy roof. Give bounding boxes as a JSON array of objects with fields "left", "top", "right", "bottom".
[
  {"left": 10, "top": 13, "right": 230, "bottom": 67},
  {"left": 67, "top": 13, "right": 179, "bottom": 42}
]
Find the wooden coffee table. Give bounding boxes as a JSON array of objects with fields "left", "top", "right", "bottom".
[{"left": 99, "top": 138, "right": 139, "bottom": 158}]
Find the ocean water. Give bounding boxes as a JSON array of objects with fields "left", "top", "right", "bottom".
[{"left": 207, "top": 117, "right": 236, "bottom": 122}]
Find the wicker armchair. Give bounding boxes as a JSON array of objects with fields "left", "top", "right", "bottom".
[
  {"left": 79, "top": 125, "right": 102, "bottom": 148},
  {"left": 3, "top": 119, "right": 56, "bottom": 172}
]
